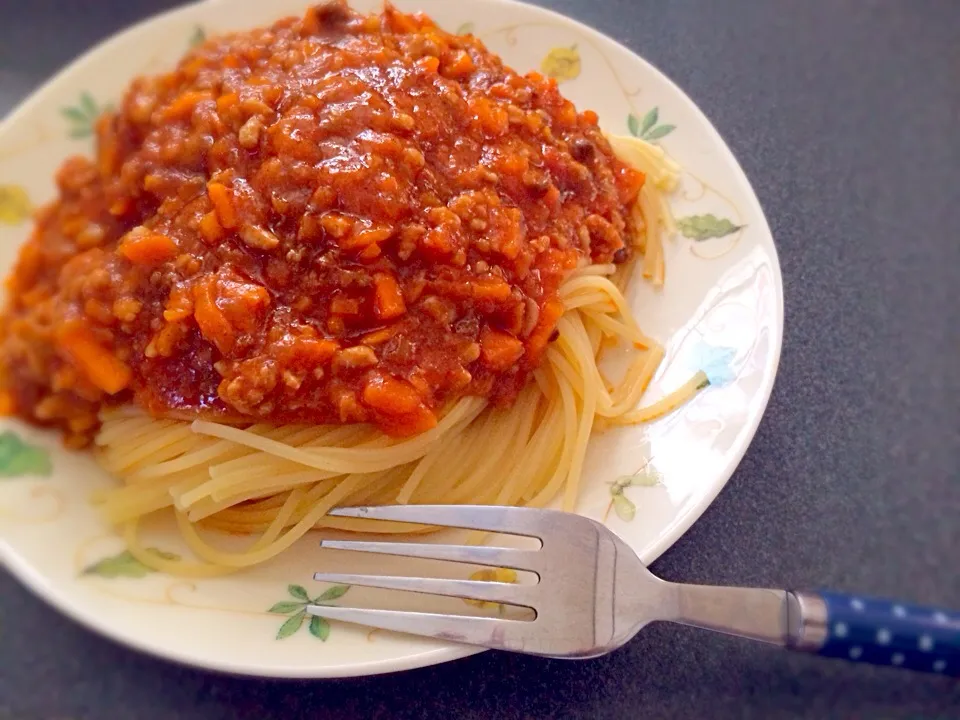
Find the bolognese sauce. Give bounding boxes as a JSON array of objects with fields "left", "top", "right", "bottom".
[{"left": 0, "top": 1, "right": 644, "bottom": 445}]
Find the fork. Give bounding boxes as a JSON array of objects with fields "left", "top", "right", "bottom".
[{"left": 307, "top": 505, "right": 959, "bottom": 675}]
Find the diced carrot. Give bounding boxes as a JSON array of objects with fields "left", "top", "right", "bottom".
[
  {"left": 216, "top": 92, "right": 239, "bottom": 114},
  {"left": 421, "top": 227, "right": 453, "bottom": 255},
  {"left": 198, "top": 211, "right": 223, "bottom": 243},
  {"left": 378, "top": 175, "right": 399, "bottom": 194},
  {"left": 97, "top": 124, "right": 119, "bottom": 178},
  {"left": 299, "top": 338, "right": 339, "bottom": 364},
  {"left": 417, "top": 56, "right": 440, "bottom": 74},
  {"left": 181, "top": 57, "right": 206, "bottom": 79},
  {"left": 118, "top": 229, "right": 178, "bottom": 265},
  {"left": 163, "top": 285, "right": 193, "bottom": 322},
  {"left": 444, "top": 50, "right": 475, "bottom": 78},
  {"left": 558, "top": 102, "right": 577, "bottom": 127},
  {"left": 217, "top": 279, "right": 270, "bottom": 333},
  {"left": 358, "top": 244, "right": 381, "bottom": 261},
  {"left": 206, "top": 181, "right": 236, "bottom": 229},
  {"left": 151, "top": 322, "right": 188, "bottom": 357},
  {"left": 525, "top": 298, "right": 564, "bottom": 360},
  {"left": 544, "top": 184, "right": 561, "bottom": 210},
  {"left": 480, "top": 327, "right": 525, "bottom": 371},
  {"left": 350, "top": 225, "right": 393, "bottom": 247},
  {"left": 374, "top": 273, "right": 406, "bottom": 320},
  {"left": 362, "top": 373, "right": 422, "bottom": 415},
  {"left": 302, "top": 6, "right": 320, "bottom": 34},
  {"left": 469, "top": 97, "right": 509, "bottom": 137},
  {"left": 380, "top": 404, "right": 438, "bottom": 437},
  {"left": 56, "top": 321, "right": 131, "bottom": 394},
  {"left": 109, "top": 197, "right": 132, "bottom": 217},
  {"left": 499, "top": 153, "right": 529, "bottom": 176},
  {"left": 361, "top": 326, "right": 397, "bottom": 346},
  {"left": 363, "top": 373, "right": 438, "bottom": 437},
  {"left": 161, "top": 91, "right": 211, "bottom": 121},
  {"left": 330, "top": 296, "right": 361, "bottom": 315},
  {"left": 582, "top": 109, "right": 599, "bottom": 125},
  {"left": 277, "top": 335, "right": 339, "bottom": 367},
  {"left": 321, "top": 212, "right": 355, "bottom": 239},
  {"left": 0, "top": 390, "right": 14, "bottom": 416},
  {"left": 83, "top": 298, "right": 113, "bottom": 324},
  {"left": 542, "top": 248, "right": 580, "bottom": 273},
  {"left": 388, "top": 9, "right": 418, "bottom": 33},
  {"left": 192, "top": 275, "right": 235, "bottom": 354},
  {"left": 616, "top": 166, "right": 646, "bottom": 205},
  {"left": 338, "top": 223, "right": 392, "bottom": 251},
  {"left": 471, "top": 276, "right": 512, "bottom": 301}
]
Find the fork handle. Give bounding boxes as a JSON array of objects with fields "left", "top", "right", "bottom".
[{"left": 789, "top": 590, "right": 959, "bottom": 675}]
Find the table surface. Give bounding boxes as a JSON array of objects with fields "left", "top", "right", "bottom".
[{"left": 1, "top": 1, "right": 958, "bottom": 718}]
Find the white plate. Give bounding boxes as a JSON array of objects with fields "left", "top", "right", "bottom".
[{"left": 0, "top": 0, "right": 782, "bottom": 678}]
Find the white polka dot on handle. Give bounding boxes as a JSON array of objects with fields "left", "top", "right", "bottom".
[
  {"left": 875, "top": 628, "right": 891, "bottom": 645},
  {"left": 834, "top": 622, "right": 848, "bottom": 638},
  {"left": 918, "top": 635, "right": 934, "bottom": 652},
  {"left": 850, "top": 598, "right": 865, "bottom": 612},
  {"left": 933, "top": 659, "right": 947, "bottom": 673},
  {"left": 933, "top": 611, "right": 948, "bottom": 625},
  {"left": 891, "top": 653, "right": 905, "bottom": 666},
  {"left": 849, "top": 646, "right": 863, "bottom": 659},
  {"left": 892, "top": 605, "right": 907, "bottom": 618}
]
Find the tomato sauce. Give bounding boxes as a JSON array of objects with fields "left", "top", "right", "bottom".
[{"left": 0, "top": 1, "right": 644, "bottom": 445}]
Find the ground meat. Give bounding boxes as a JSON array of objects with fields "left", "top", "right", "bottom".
[{"left": 0, "top": 0, "right": 645, "bottom": 444}]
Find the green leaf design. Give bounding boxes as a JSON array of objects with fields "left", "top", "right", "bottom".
[
  {"left": 612, "top": 494, "right": 636, "bottom": 522},
  {"left": 315, "top": 585, "right": 350, "bottom": 602},
  {"left": 0, "top": 431, "right": 52, "bottom": 478},
  {"left": 288, "top": 584, "right": 310, "bottom": 601},
  {"left": 81, "top": 548, "right": 180, "bottom": 579},
  {"left": 276, "top": 609, "right": 306, "bottom": 639},
  {"left": 61, "top": 92, "right": 109, "bottom": 140},
  {"left": 644, "top": 124, "right": 675, "bottom": 141},
  {"left": 269, "top": 583, "right": 349, "bottom": 640},
  {"left": 627, "top": 113, "right": 640, "bottom": 137},
  {"left": 455, "top": 21, "right": 475, "bottom": 35},
  {"left": 631, "top": 468, "right": 661, "bottom": 487},
  {"left": 268, "top": 601, "right": 305, "bottom": 614},
  {"left": 80, "top": 92, "right": 98, "bottom": 118},
  {"left": 676, "top": 214, "right": 743, "bottom": 241},
  {"left": 639, "top": 107, "right": 658, "bottom": 137},
  {"left": 60, "top": 107, "right": 88, "bottom": 123},
  {"left": 309, "top": 615, "right": 330, "bottom": 641},
  {"left": 189, "top": 26, "right": 206, "bottom": 47}
]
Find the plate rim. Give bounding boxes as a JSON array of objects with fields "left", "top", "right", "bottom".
[{"left": 0, "top": 0, "right": 783, "bottom": 678}]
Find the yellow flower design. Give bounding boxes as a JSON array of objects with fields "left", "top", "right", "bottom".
[
  {"left": 0, "top": 184, "right": 32, "bottom": 226},
  {"left": 540, "top": 45, "right": 581, "bottom": 82},
  {"left": 464, "top": 567, "right": 518, "bottom": 610}
]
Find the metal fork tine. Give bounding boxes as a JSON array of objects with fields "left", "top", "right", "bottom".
[
  {"left": 312, "top": 572, "right": 534, "bottom": 606},
  {"left": 306, "top": 605, "right": 532, "bottom": 649},
  {"left": 320, "top": 540, "right": 540, "bottom": 571},
  {"left": 328, "top": 504, "right": 553, "bottom": 537}
]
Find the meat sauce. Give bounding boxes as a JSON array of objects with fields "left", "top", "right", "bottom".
[{"left": 0, "top": 1, "right": 644, "bottom": 445}]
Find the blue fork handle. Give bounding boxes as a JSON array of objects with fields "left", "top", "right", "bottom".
[{"left": 790, "top": 590, "right": 959, "bottom": 675}]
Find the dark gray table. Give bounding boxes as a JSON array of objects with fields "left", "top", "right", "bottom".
[{"left": 2, "top": 1, "right": 958, "bottom": 718}]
